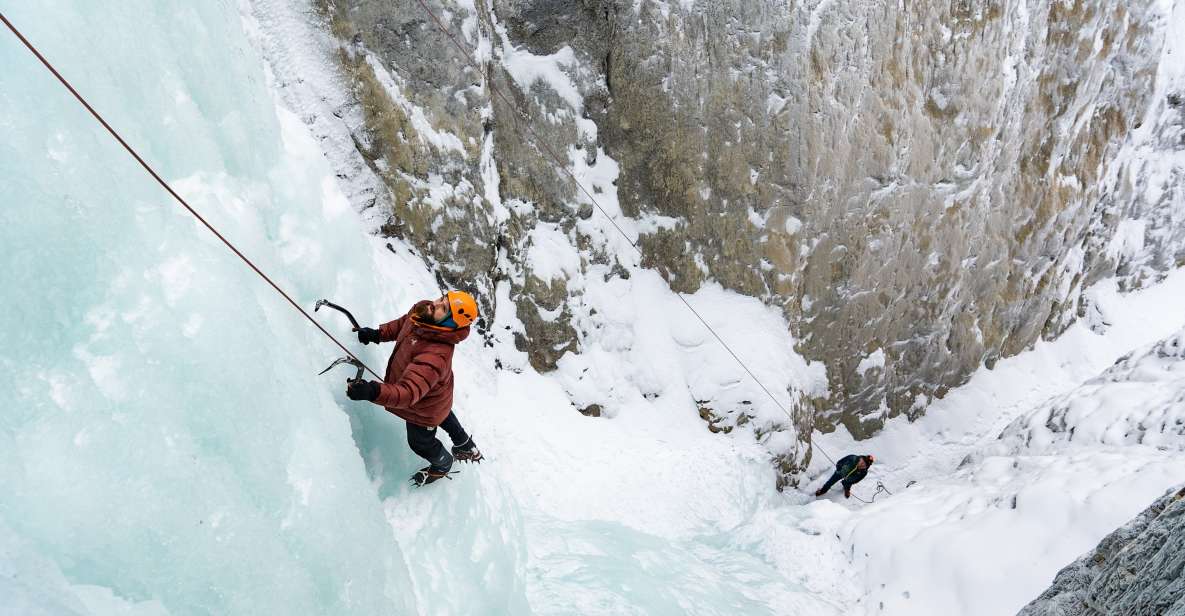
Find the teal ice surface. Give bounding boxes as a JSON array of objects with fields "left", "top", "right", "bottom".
[
  {"left": 0, "top": 2, "right": 418, "bottom": 613},
  {"left": 0, "top": 2, "right": 833, "bottom": 615},
  {"left": 372, "top": 463, "right": 834, "bottom": 616},
  {"left": 522, "top": 518, "right": 829, "bottom": 616}
]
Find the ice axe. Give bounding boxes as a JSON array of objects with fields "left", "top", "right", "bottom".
[
  {"left": 319, "top": 356, "right": 366, "bottom": 382},
  {"left": 315, "top": 299, "right": 362, "bottom": 331},
  {"left": 313, "top": 300, "right": 381, "bottom": 382}
]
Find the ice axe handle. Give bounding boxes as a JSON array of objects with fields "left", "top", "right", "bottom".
[{"left": 315, "top": 299, "right": 362, "bottom": 331}]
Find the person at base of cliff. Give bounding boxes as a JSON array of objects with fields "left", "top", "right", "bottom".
[
  {"left": 814, "top": 454, "right": 875, "bottom": 499},
  {"left": 345, "top": 291, "right": 484, "bottom": 487}
]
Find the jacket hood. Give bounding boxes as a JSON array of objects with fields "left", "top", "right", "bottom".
[{"left": 409, "top": 301, "right": 470, "bottom": 344}]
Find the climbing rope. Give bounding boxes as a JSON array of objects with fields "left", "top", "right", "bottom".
[
  {"left": 406, "top": 0, "right": 883, "bottom": 496},
  {"left": 3, "top": 7, "right": 897, "bottom": 500},
  {"left": 850, "top": 481, "right": 890, "bottom": 504},
  {"left": 851, "top": 479, "right": 917, "bottom": 504},
  {"left": 0, "top": 12, "right": 381, "bottom": 381}
]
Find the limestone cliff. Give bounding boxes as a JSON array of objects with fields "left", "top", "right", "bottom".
[{"left": 292, "top": 0, "right": 1184, "bottom": 481}]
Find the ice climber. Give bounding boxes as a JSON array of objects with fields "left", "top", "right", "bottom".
[
  {"left": 346, "top": 291, "right": 484, "bottom": 486},
  {"left": 814, "top": 454, "right": 874, "bottom": 499}
]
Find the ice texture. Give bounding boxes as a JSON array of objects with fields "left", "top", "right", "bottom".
[
  {"left": 4, "top": 2, "right": 1185, "bottom": 615},
  {"left": 0, "top": 2, "right": 424, "bottom": 613}
]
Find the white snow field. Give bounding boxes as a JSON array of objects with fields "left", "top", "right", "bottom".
[{"left": 2, "top": 2, "right": 1184, "bottom": 615}]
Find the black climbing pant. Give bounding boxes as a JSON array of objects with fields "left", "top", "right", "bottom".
[
  {"left": 406, "top": 411, "right": 470, "bottom": 469},
  {"left": 819, "top": 470, "right": 845, "bottom": 494},
  {"left": 818, "top": 454, "right": 868, "bottom": 494}
]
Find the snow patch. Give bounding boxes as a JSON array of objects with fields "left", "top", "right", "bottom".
[
  {"left": 499, "top": 42, "right": 584, "bottom": 112},
  {"left": 1106, "top": 218, "right": 1147, "bottom": 261},
  {"left": 527, "top": 223, "right": 581, "bottom": 282},
  {"left": 363, "top": 54, "right": 466, "bottom": 153},
  {"left": 856, "top": 348, "right": 885, "bottom": 377}
]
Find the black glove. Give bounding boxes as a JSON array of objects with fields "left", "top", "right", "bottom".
[
  {"left": 346, "top": 379, "right": 381, "bottom": 401},
  {"left": 843, "top": 486, "right": 851, "bottom": 499},
  {"left": 357, "top": 327, "right": 381, "bottom": 345}
]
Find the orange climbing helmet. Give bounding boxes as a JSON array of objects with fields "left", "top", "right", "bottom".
[{"left": 446, "top": 290, "right": 479, "bottom": 327}]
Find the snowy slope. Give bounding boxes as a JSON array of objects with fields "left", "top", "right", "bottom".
[
  {"left": 998, "top": 326, "right": 1185, "bottom": 453},
  {"left": 800, "top": 271, "right": 1185, "bottom": 615},
  {"left": 1018, "top": 483, "right": 1185, "bottom": 616},
  {"left": 2, "top": 1, "right": 1185, "bottom": 615}
]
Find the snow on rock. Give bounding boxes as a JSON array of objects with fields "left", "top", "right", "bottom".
[
  {"left": 856, "top": 348, "right": 885, "bottom": 377},
  {"left": 499, "top": 41, "right": 584, "bottom": 113},
  {"left": 526, "top": 222, "right": 582, "bottom": 282},
  {"left": 553, "top": 271, "right": 827, "bottom": 468},
  {"left": 998, "top": 326, "right": 1185, "bottom": 453},
  {"left": 363, "top": 54, "right": 468, "bottom": 154},
  {"left": 7, "top": 0, "right": 1185, "bottom": 614},
  {"left": 1092, "top": 0, "right": 1185, "bottom": 289}
]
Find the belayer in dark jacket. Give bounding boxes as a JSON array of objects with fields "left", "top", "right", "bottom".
[
  {"left": 346, "top": 291, "right": 484, "bottom": 486},
  {"left": 814, "top": 454, "right": 875, "bottom": 499}
]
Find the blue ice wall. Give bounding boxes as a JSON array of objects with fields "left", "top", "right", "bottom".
[{"left": 0, "top": 2, "right": 422, "bottom": 613}]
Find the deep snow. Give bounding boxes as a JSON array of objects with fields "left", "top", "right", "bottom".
[{"left": 2, "top": 1, "right": 1184, "bottom": 615}]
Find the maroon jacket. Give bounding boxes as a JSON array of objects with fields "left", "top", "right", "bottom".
[{"left": 372, "top": 301, "right": 470, "bottom": 427}]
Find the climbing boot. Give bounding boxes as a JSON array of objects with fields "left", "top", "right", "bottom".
[
  {"left": 451, "top": 437, "right": 483, "bottom": 463},
  {"left": 410, "top": 453, "right": 454, "bottom": 487}
]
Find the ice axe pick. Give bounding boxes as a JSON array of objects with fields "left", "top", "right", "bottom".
[
  {"left": 319, "top": 356, "right": 366, "bottom": 382},
  {"left": 314, "top": 299, "right": 362, "bottom": 331}
]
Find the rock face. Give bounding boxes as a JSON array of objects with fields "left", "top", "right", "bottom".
[
  {"left": 304, "top": 0, "right": 1185, "bottom": 478},
  {"left": 1017, "top": 485, "right": 1185, "bottom": 616}
]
